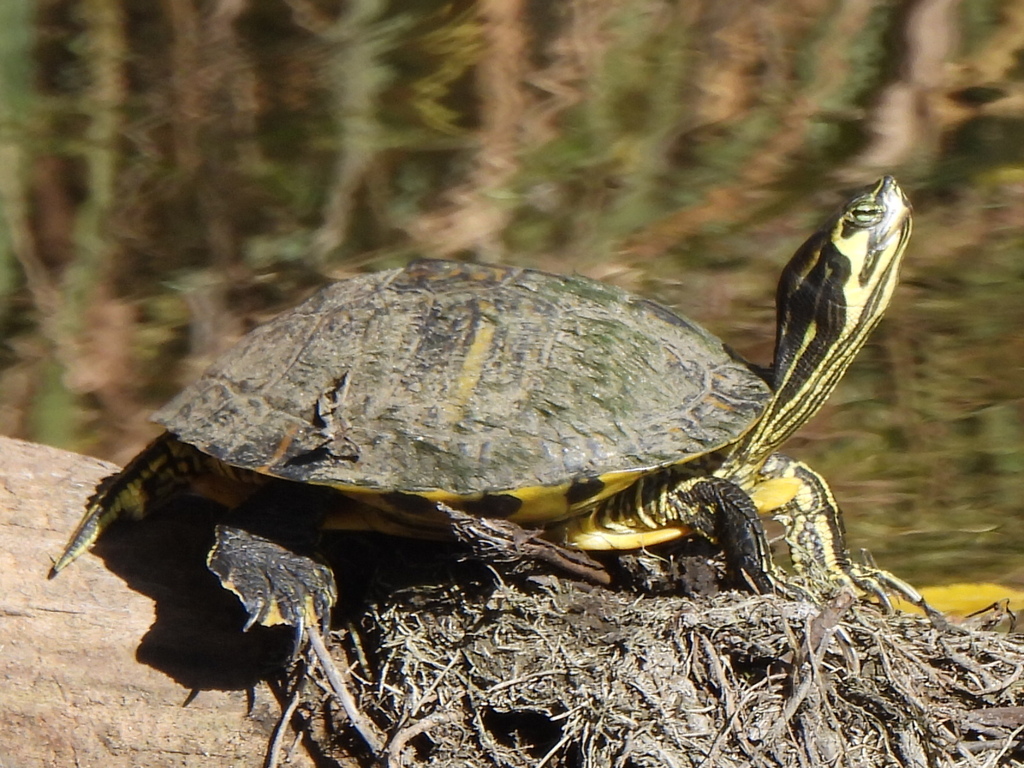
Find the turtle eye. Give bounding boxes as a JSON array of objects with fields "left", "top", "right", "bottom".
[{"left": 847, "top": 201, "right": 884, "bottom": 226}]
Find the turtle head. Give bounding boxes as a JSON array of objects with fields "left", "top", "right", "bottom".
[
  {"left": 733, "top": 177, "right": 912, "bottom": 466},
  {"left": 773, "top": 175, "right": 911, "bottom": 387}
]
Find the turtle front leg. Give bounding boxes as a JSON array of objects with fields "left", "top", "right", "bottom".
[
  {"left": 555, "top": 473, "right": 779, "bottom": 593},
  {"left": 207, "top": 482, "right": 337, "bottom": 635},
  {"left": 752, "top": 453, "right": 922, "bottom": 608}
]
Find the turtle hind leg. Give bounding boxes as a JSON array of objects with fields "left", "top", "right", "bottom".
[
  {"left": 50, "top": 432, "right": 211, "bottom": 577},
  {"left": 207, "top": 526, "right": 337, "bottom": 635},
  {"left": 206, "top": 482, "right": 337, "bottom": 635}
]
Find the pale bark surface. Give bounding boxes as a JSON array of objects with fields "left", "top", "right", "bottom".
[{"left": 0, "top": 435, "right": 316, "bottom": 768}]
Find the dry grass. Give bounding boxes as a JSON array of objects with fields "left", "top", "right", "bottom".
[{"left": 298, "top": 544, "right": 1024, "bottom": 768}]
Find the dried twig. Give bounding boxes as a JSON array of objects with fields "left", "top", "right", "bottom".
[{"left": 306, "top": 626, "right": 384, "bottom": 755}]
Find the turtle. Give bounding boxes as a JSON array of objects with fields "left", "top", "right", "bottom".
[{"left": 51, "top": 176, "right": 920, "bottom": 633}]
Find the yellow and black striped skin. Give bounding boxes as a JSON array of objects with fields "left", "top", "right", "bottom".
[
  {"left": 49, "top": 433, "right": 264, "bottom": 577},
  {"left": 52, "top": 177, "right": 918, "bottom": 607},
  {"left": 726, "top": 175, "right": 913, "bottom": 480}
]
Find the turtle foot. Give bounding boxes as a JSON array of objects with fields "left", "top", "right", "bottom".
[{"left": 207, "top": 525, "right": 337, "bottom": 634}]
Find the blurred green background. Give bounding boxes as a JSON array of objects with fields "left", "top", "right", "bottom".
[{"left": 2, "top": 0, "right": 1022, "bottom": 589}]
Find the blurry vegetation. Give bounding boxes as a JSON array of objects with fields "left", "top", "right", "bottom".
[{"left": 1, "top": 0, "right": 1023, "bottom": 588}]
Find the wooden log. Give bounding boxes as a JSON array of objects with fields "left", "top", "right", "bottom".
[{"left": 0, "top": 435, "right": 322, "bottom": 768}]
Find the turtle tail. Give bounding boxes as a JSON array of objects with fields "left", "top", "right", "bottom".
[{"left": 49, "top": 432, "right": 210, "bottom": 577}]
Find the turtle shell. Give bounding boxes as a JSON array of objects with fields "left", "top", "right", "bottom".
[{"left": 155, "top": 260, "right": 770, "bottom": 518}]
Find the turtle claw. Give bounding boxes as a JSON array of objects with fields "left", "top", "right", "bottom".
[
  {"left": 207, "top": 525, "right": 337, "bottom": 635},
  {"left": 844, "top": 561, "right": 923, "bottom": 613},
  {"left": 791, "top": 558, "right": 923, "bottom": 614},
  {"left": 844, "top": 568, "right": 894, "bottom": 612}
]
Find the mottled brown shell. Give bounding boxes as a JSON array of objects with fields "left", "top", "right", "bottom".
[{"left": 154, "top": 261, "right": 770, "bottom": 504}]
